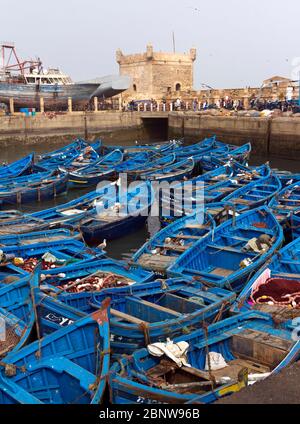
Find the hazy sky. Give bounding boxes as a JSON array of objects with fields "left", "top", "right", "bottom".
[{"left": 1, "top": 0, "right": 299, "bottom": 88}]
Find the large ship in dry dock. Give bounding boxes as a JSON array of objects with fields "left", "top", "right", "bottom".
[{"left": 0, "top": 42, "right": 131, "bottom": 110}]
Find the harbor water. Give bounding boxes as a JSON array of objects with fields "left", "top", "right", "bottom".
[{"left": 2, "top": 137, "right": 299, "bottom": 260}]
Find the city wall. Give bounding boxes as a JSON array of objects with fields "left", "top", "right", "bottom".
[{"left": 1, "top": 111, "right": 300, "bottom": 159}]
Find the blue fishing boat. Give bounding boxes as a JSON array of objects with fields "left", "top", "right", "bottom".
[
  {"left": 63, "top": 149, "right": 124, "bottom": 187},
  {"left": 0, "top": 154, "right": 34, "bottom": 179},
  {"left": 222, "top": 175, "right": 282, "bottom": 213},
  {"left": 60, "top": 278, "right": 235, "bottom": 355},
  {"left": 37, "top": 258, "right": 154, "bottom": 294},
  {"left": 232, "top": 237, "right": 300, "bottom": 317},
  {"left": 132, "top": 211, "right": 215, "bottom": 274},
  {"left": 114, "top": 151, "right": 155, "bottom": 173},
  {"left": 140, "top": 158, "right": 195, "bottom": 183},
  {"left": 0, "top": 170, "right": 55, "bottom": 187},
  {"left": 0, "top": 184, "right": 113, "bottom": 235},
  {"left": 37, "top": 139, "right": 101, "bottom": 161},
  {"left": 174, "top": 137, "right": 218, "bottom": 159},
  {"left": 168, "top": 206, "right": 283, "bottom": 292},
  {"left": 161, "top": 163, "right": 272, "bottom": 222},
  {"left": 109, "top": 311, "right": 300, "bottom": 404},
  {"left": 288, "top": 213, "right": 300, "bottom": 240},
  {"left": 125, "top": 153, "right": 177, "bottom": 181},
  {"left": 0, "top": 275, "right": 34, "bottom": 358},
  {"left": 269, "top": 180, "right": 300, "bottom": 222},
  {"left": 274, "top": 170, "right": 300, "bottom": 188},
  {"left": 0, "top": 301, "right": 110, "bottom": 404},
  {"left": 37, "top": 139, "right": 101, "bottom": 170},
  {"left": 0, "top": 228, "right": 80, "bottom": 247},
  {"left": 103, "top": 139, "right": 182, "bottom": 155},
  {"left": 198, "top": 143, "right": 252, "bottom": 171},
  {"left": 0, "top": 171, "right": 69, "bottom": 206},
  {"left": 80, "top": 181, "right": 154, "bottom": 243},
  {"left": 0, "top": 239, "right": 101, "bottom": 284}
]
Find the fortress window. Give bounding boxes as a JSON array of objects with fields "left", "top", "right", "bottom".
[
  {"left": 176, "top": 83, "right": 181, "bottom": 91},
  {"left": 133, "top": 84, "right": 137, "bottom": 92}
]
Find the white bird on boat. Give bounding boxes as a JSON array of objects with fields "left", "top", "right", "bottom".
[{"left": 97, "top": 239, "right": 107, "bottom": 250}]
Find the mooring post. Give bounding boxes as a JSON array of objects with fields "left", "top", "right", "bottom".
[
  {"left": 68, "top": 97, "right": 73, "bottom": 113},
  {"left": 9, "top": 98, "right": 14, "bottom": 115},
  {"left": 40, "top": 97, "right": 45, "bottom": 113},
  {"left": 94, "top": 96, "right": 98, "bottom": 112}
]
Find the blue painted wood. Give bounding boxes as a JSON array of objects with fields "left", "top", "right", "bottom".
[
  {"left": 58, "top": 277, "right": 235, "bottom": 353},
  {"left": 223, "top": 175, "right": 282, "bottom": 212},
  {"left": 168, "top": 206, "right": 284, "bottom": 292},
  {"left": 0, "top": 275, "right": 34, "bottom": 358},
  {"left": 109, "top": 311, "right": 300, "bottom": 404},
  {"left": 0, "top": 300, "right": 110, "bottom": 404},
  {"left": 62, "top": 149, "right": 124, "bottom": 187},
  {"left": 0, "top": 228, "right": 80, "bottom": 247},
  {"left": 0, "top": 154, "right": 34, "bottom": 179},
  {"left": 0, "top": 171, "right": 69, "bottom": 206}
]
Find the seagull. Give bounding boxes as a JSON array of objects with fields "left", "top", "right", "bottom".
[{"left": 97, "top": 239, "right": 107, "bottom": 250}]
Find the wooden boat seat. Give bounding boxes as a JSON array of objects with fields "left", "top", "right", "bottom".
[
  {"left": 253, "top": 304, "right": 300, "bottom": 320},
  {"left": 207, "top": 244, "right": 243, "bottom": 254},
  {"left": 174, "top": 234, "right": 204, "bottom": 240},
  {"left": 111, "top": 308, "right": 150, "bottom": 325},
  {"left": 158, "top": 243, "right": 189, "bottom": 253},
  {"left": 126, "top": 297, "right": 181, "bottom": 318},
  {"left": 211, "top": 359, "right": 270, "bottom": 382},
  {"left": 209, "top": 267, "right": 234, "bottom": 277},
  {"left": 137, "top": 254, "right": 175, "bottom": 273},
  {"left": 231, "top": 329, "right": 293, "bottom": 368},
  {"left": 185, "top": 224, "right": 209, "bottom": 230},
  {"left": 217, "top": 187, "right": 236, "bottom": 193},
  {"left": 231, "top": 199, "right": 252, "bottom": 205}
]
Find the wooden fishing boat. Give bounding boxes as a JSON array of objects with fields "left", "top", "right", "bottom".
[
  {"left": 125, "top": 153, "right": 177, "bottom": 181},
  {"left": 269, "top": 180, "right": 300, "bottom": 222},
  {"left": 174, "top": 137, "right": 218, "bottom": 159},
  {"left": 168, "top": 206, "right": 283, "bottom": 292},
  {"left": 0, "top": 184, "right": 113, "bottom": 235},
  {"left": 0, "top": 170, "right": 55, "bottom": 187},
  {"left": 109, "top": 311, "right": 300, "bottom": 404},
  {"left": 37, "top": 140, "right": 101, "bottom": 170},
  {"left": 61, "top": 149, "right": 124, "bottom": 188},
  {"left": 60, "top": 278, "right": 235, "bottom": 355},
  {"left": 0, "top": 154, "right": 34, "bottom": 179},
  {"left": 274, "top": 170, "right": 300, "bottom": 188},
  {"left": 37, "top": 139, "right": 101, "bottom": 161},
  {"left": 232, "top": 237, "right": 300, "bottom": 318},
  {"left": 132, "top": 212, "right": 215, "bottom": 274},
  {"left": 140, "top": 158, "right": 195, "bottom": 183},
  {"left": 0, "top": 275, "right": 34, "bottom": 358},
  {"left": 198, "top": 143, "right": 252, "bottom": 171},
  {"left": 79, "top": 181, "right": 153, "bottom": 243},
  {"left": 0, "top": 301, "right": 110, "bottom": 404},
  {"left": 37, "top": 258, "right": 154, "bottom": 294},
  {"left": 222, "top": 175, "right": 282, "bottom": 213},
  {"left": 288, "top": 213, "right": 300, "bottom": 240},
  {"left": 0, "top": 239, "right": 101, "bottom": 285},
  {"left": 103, "top": 139, "right": 182, "bottom": 155},
  {"left": 0, "top": 171, "right": 69, "bottom": 206},
  {"left": 160, "top": 163, "right": 272, "bottom": 222},
  {"left": 114, "top": 151, "right": 155, "bottom": 173},
  {"left": 0, "top": 228, "right": 80, "bottom": 247}
]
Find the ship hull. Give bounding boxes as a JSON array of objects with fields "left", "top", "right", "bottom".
[{"left": 0, "top": 78, "right": 129, "bottom": 110}]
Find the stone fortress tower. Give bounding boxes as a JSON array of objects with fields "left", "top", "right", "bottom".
[{"left": 116, "top": 44, "right": 196, "bottom": 101}]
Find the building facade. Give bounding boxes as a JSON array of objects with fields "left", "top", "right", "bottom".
[{"left": 116, "top": 44, "right": 196, "bottom": 100}]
